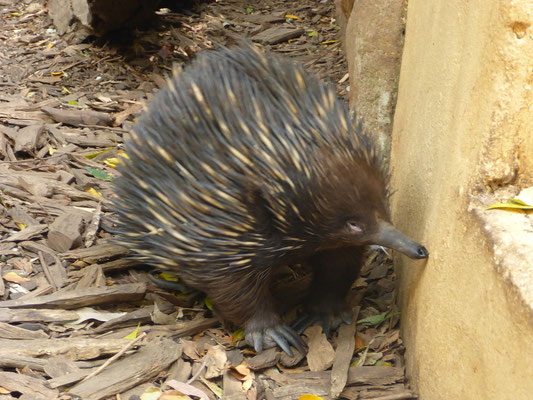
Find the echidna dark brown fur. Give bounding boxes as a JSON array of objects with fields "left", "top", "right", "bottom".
[{"left": 111, "top": 44, "right": 428, "bottom": 355}]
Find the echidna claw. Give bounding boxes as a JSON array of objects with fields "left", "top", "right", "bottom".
[
  {"left": 292, "top": 313, "right": 320, "bottom": 335},
  {"left": 292, "top": 309, "right": 354, "bottom": 336},
  {"left": 245, "top": 324, "right": 306, "bottom": 356},
  {"left": 250, "top": 331, "right": 264, "bottom": 353},
  {"left": 268, "top": 329, "right": 293, "bottom": 356}
]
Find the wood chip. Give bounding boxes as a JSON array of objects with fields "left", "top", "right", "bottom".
[
  {"left": 246, "top": 347, "right": 280, "bottom": 371},
  {"left": 330, "top": 321, "right": 357, "bottom": 398},
  {"left": 0, "top": 321, "right": 47, "bottom": 340},
  {"left": 0, "top": 308, "right": 79, "bottom": 323},
  {"left": 279, "top": 346, "right": 306, "bottom": 367},
  {"left": 0, "top": 371, "right": 59, "bottom": 399},
  {"left": 5, "top": 224, "right": 47, "bottom": 241},
  {"left": 44, "top": 355, "right": 82, "bottom": 379},
  {"left": 42, "top": 106, "right": 113, "bottom": 127},
  {"left": 47, "top": 211, "right": 85, "bottom": 252},
  {"left": 252, "top": 26, "right": 305, "bottom": 44},
  {"left": 13, "top": 124, "right": 45, "bottom": 153},
  {"left": 61, "top": 243, "right": 129, "bottom": 262},
  {"left": 165, "top": 358, "right": 192, "bottom": 384},
  {"left": 69, "top": 338, "right": 182, "bottom": 400},
  {"left": 304, "top": 325, "right": 335, "bottom": 371},
  {"left": 0, "top": 282, "right": 147, "bottom": 309}
]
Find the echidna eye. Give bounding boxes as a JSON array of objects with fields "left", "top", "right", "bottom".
[{"left": 347, "top": 221, "right": 363, "bottom": 234}]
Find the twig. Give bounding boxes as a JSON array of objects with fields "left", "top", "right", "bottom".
[
  {"left": 186, "top": 355, "right": 210, "bottom": 385},
  {"left": 79, "top": 332, "right": 146, "bottom": 383}
]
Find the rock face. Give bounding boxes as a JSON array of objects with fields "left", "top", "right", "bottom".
[
  {"left": 334, "top": 0, "right": 354, "bottom": 37},
  {"left": 340, "top": 0, "right": 406, "bottom": 158},
  {"left": 48, "top": 0, "right": 161, "bottom": 36},
  {"left": 340, "top": 0, "right": 533, "bottom": 398},
  {"left": 390, "top": 0, "right": 533, "bottom": 399}
]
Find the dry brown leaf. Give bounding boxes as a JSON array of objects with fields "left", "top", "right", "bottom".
[
  {"left": 2, "top": 271, "right": 30, "bottom": 283},
  {"left": 165, "top": 380, "right": 208, "bottom": 400}
]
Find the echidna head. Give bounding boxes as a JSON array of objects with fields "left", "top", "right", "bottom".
[{"left": 285, "top": 155, "right": 428, "bottom": 260}]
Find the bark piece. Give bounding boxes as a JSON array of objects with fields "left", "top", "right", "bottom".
[
  {"left": 0, "top": 308, "right": 79, "bottom": 323},
  {"left": 0, "top": 337, "right": 140, "bottom": 371},
  {"left": 13, "top": 124, "right": 45, "bottom": 153},
  {"left": 69, "top": 338, "right": 182, "bottom": 400},
  {"left": 38, "top": 250, "right": 68, "bottom": 290},
  {"left": 223, "top": 370, "right": 247, "bottom": 400},
  {"left": 0, "top": 321, "right": 47, "bottom": 340},
  {"left": 92, "top": 305, "right": 154, "bottom": 333},
  {"left": 61, "top": 243, "right": 129, "bottom": 262},
  {"left": 48, "top": 369, "right": 93, "bottom": 388},
  {"left": 18, "top": 175, "right": 53, "bottom": 197},
  {"left": 0, "top": 371, "right": 59, "bottom": 400},
  {"left": 42, "top": 106, "right": 113, "bottom": 127},
  {"left": 252, "top": 26, "right": 305, "bottom": 44},
  {"left": 165, "top": 358, "right": 192, "bottom": 384},
  {"left": 0, "top": 283, "right": 147, "bottom": 309},
  {"left": 246, "top": 347, "right": 281, "bottom": 371},
  {"left": 268, "top": 366, "right": 405, "bottom": 399},
  {"left": 305, "top": 325, "right": 335, "bottom": 371},
  {"left": 44, "top": 355, "right": 82, "bottom": 379},
  {"left": 47, "top": 212, "right": 85, "bottom": 252},
  {"left": 331, "top": 322, "right": 357, "bottom": 398},
  {"left": 279, "top": 346, "right": 306, "bottom": 368},
  {"left": 5, "top": 224, "right": 48, "bottom": 241}
]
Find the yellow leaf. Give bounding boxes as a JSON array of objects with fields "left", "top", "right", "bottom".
[
  {"left": 509, "top": 198, "right": 531, "bottom": 206},
  {"left": 242, "top": 377, "right": 253, "bottom": 391},
  {"left": 321, "top": 40, "right": 339, "bottom": 45},
  {"left": 124, "top": 323, "right": 141, "bottom": 339},
  {"left": 51, "top": 71, "right": 65, "bottom": 77},
  {"left": 104, "top": 157, "right": 121, "bottom": 168},
  {"left": 49, "top": 147, "right": 56, "bottom": 155},
  {"left": 285, "top": 14, "right": 301, "bottom": 20},
  {"left": 3, "top": 271, "right": 30, "bottom": 284},
  {"left": 15, "top": 222, "right": 26, "bottom": 230},
  {"left": 140, "top": 386, "right": 162, "bottom": 400},
  {"left": 199, "top": 376, "right": 223, "bottom": 398},
  {"left": 159, "top": 271, "right": 180, "bottom": 282},
  {"left": 204, "top": 296, "right": 213, "bottom": 311},
  {"left": 231, "top": 328, "right": 245, "bottom": 342},
  {"left": 486, "top": 202, "right": 533, "bottom": 211},
  {"left": 117, "top": 149, "right": 130, "bottom": 159},
  {"left": 46, "top": 42, "right": 53, "bottom": 50},
  {"left": 85, "top": 187, "right": 102, "bottom": 196},
  {"left": 85, "top": 148, "right": 113, "bottom": 159},
  {"left": 299, "top": 395, "right": 324, "bottom": 400}
]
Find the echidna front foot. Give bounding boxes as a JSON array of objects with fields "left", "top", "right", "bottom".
[
  {"left": 245, "top": 313, "right": 306, "bottom": 356},
  {"left": 292, "top": 296, "right": 354, "bottom": 335},
  {"left": 294, "top": 247, "right": 364, "bottom": 335}
]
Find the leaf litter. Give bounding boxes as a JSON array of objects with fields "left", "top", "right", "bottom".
[{"left": 0, "top": 0, "right": 416, "bottom": 399}]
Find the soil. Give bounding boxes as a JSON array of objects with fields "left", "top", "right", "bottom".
[{"left": 0, "top": 1, "right": 416, "bottom": 399}]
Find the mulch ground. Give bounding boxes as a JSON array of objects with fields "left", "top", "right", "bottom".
[{"left": 0, "top": 0, "right": 416, "bottom": 399}]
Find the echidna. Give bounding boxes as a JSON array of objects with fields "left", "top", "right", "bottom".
[{"left": 111, "top": 44, "right": 428, "bottom": 355}]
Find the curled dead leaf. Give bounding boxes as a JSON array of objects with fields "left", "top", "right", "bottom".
[{"left": 2, "top": 271, "right": 30, "bottom": 284}]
